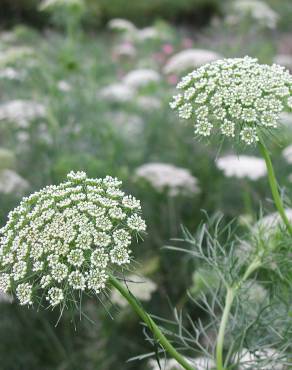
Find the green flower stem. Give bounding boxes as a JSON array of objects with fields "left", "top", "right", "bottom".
[
  {"left": 258, "top": 139, "right": 292, "bottom": 237},
  {"left": 216, "top": 256, "right": 262, "bottom": 370},
  {"left": 108, "top": 275, "right": 196, "bottom": 370},
  {"left": 216, "top": 287, "right": 235, "bottom": 370}
]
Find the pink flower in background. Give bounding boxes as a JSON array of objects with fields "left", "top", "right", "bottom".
[
  {"left": 182, "top": 38, "right": 193, "bottom": 48},
  {"left": 166, "top": 74, "right": 178, "bottom": 85},
  {"left": 162, "top": 43, "right": 174, "bottom": 55}
]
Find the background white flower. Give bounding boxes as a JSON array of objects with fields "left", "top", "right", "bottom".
[
  {"left": 0, "top": 169, "right": 29, "bottom": 195},
  {"left": 282, "top": 144, "right": 292, "bottom": 164},
  {"left": 135, "top": 163, "right": 200, "bottom": 196},
  {"left": 163, "top": 49, "right": 222, "bottom": 74},
  {"left": 216, "top": 155, "right": 267, "bottom": 180},
  {"left": 231, "top": 0, "right": 279, "bottom": 29},
  {"left": 0, "top": 100, "right": 47, "bottom": 128},
  {"left": 99, "top": 83, "right": 135, "bottom": 103},
  {"left": 123, "top": 69, "right": 161, "bottom": 89},
  {"left": 111, "top": 274, "right": 157, "bottom": 307}
]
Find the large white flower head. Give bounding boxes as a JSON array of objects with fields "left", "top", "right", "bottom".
[
  {"left": 0, "top": 171, "right": 146, "bottom": 309},
  {"left": 170, "top": 56, "right": 292, "bottom": 145}
]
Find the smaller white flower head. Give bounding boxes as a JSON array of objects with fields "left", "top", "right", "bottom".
[
  {"left": 135, "top": 163, "right": 200, "bottom": 197},
  {"left": 123, "top": 69, "right": 161, "bottom": 89},
  {"left": 107, "top": 18, "right": 136, "bottom": 33},
  {"left": 0, "top": 169, "right": 29, "bottom": 195},
  {"left": 232, "top": 0, "right": 279, "bottom": 29},
  {"left": 0, "top": 100, "right": 46, "bottom": 128},
  {"left": 170, "top": 56, "right": 292, "bottom": 145},
  {"left": 99, "top": 83, "right": 135, "bottom": 103},
  {"left": 216, "top": 155, "right": 267, "bottom": 180},
  {"left": 282, "top": 144, "right": 292, "bottom": 164},
  {"left": 163, "top": 49, "right": 222, "bottom": 74}
]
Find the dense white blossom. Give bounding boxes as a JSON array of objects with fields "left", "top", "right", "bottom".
[
  {"left": 123, "top": 69, "right": 161, "bottom": 89},
  {"left": 111, "top": 274, "right": 156, "bottom": 307},
  {"left": 231, "top": 0, "right": 279, "bottom": 29},
  {"left": 99, "top": 83, "right": 135, "bottom": 103},
  {"left": 148, "top": 356, "right": 215, "bottom": 370},
  {"left": 170, "top": 56, "right": 292, "bottom": 145},
  {"left": 0, "top": 67, "right": 25, "bottom": 80},
  {"left": 0, "top": 171, "right": 145, "bottom": 308},
  {"left": 135, "top": 163, "right": 200, "bottom": 196},
  {"left": 216, "top": 155, "right": 267, "bottom": 180},
  {"left": 282, "top": 145, "right": 292, "bottom": 164},
  {"left": 0, "top": 100, "right": 47, "bottom": 127},
  {"left": 0, "top": 169, "right": 29, "bottom": 195},
  {"left": 163, "top": 49, "right": 222, "bottom": 74},
  {"left": 108, "top": 18, "right": 136, "bottom": 33}
]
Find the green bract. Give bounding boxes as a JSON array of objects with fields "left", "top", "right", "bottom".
[
  {"left": 0, "top": 171, "right": 146, "bottom": 308},
  {"left": 170, "top": 56, "right": 292, "bottom": 145}
]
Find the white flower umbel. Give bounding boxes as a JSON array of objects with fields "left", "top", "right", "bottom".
[
  {"left": 0, "top": 169, "right": 29, "bottom": 195},
  {"left": 135, "top": 163, "right": 200, "bottom": 197},
  {"left": 232, "top": 0, "right": 279, "bottom": 29},
  {"left": 99, "top": 83, "right": 135, "bottom": 103},
  {"left": 216, "top": 155, "right": 267, "bottom": 180},
  {"left": 0, "top": 100, "right": 46, "bottom": 128},
  {"left": 0, "top": 171, "right": 146, "bottom": 309},
  {"left": 163, "top": 49, "right": 222, "bottom": 74},
  {"left": 111, "top": 274, "right": 156, "bottom": 307},
  {"left": 107, "top": 18, "right": 136, "bottom": 33},
  {"left": 170, "top": 56, "right": 292, "bottom": 145},
  {"left": 282, "top": 144, "right": 292, "bottom": 164},
  {"left": 122, "top": 69, "right": 161, "bottom": 89}
]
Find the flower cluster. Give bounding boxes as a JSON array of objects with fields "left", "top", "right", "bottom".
[
  {"left": 135, "top": 162, "right": 200, "bottom": 197},
  {"left": 170, "top": 56, "right": 292, "bottom": 145},
  {"left": 0, "top": 171, "right": 146, "bottom": 308},
  {"left": 216, "top": 155, "right": 267, "bottom": 180}
]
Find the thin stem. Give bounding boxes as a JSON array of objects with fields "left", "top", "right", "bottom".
[
  {"left": 108, "top": 275, "right": 196, "bottom": 370},
  {"left": 216, "top": 256, "right": 262, "bottom": 370},
  {"left": 258, "top": 138, "right": 292, "bottom": 237},
  {"left": 216, "top": 287, "right": 235, "bottom": 370}
]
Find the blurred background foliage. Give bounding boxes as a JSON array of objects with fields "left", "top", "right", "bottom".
[{"left": 0, "top": 0, "right": 291, "bottom": 369}]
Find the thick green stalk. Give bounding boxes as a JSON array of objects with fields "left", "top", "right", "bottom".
[
  {"left": 108, "top": 275, "right": 196, "bottom": 370},
  {"left": 258, "top": 139, "right": 292, "bottom": 237}
]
